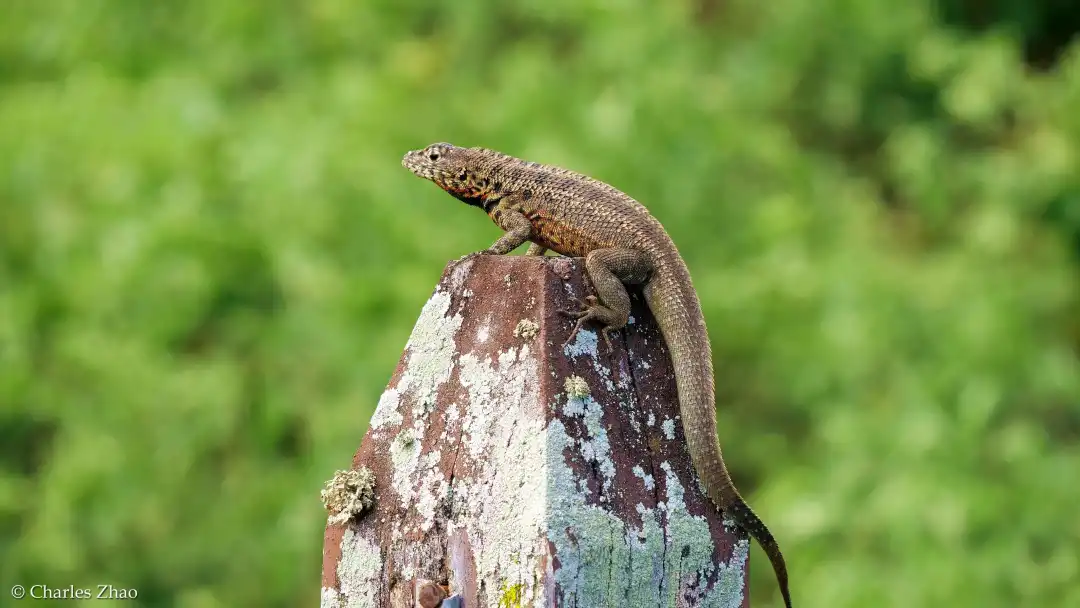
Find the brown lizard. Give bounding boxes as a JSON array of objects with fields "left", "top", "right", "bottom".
[{"left": 402, "top": 142, "right": 793, "bottom": 608}]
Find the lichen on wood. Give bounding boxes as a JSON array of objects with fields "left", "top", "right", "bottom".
[
  {"left": 321, "top": 467, "right": 377, "bottom": 526},
  {"left": 321, "top": 255, "right": 749, "bottom": 608}
]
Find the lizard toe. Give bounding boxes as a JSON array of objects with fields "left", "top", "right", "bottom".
[
  {"left": 557, "top": 308, "right": 588, "bottom": 319},
  {"left": 599, "top": 326, "right": 617, "bottom": 352},
  {"left": 562, "top": 314, "right": 599, "bottom": 348},
  {"left": 557, "top": 297, "right": 593, "bottom": 319}
]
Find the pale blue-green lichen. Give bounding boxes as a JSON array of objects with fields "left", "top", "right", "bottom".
[
  {"left": 562, "top": 394, "right": 616, "bottom": 494},
  {"left": 399, "top": 290, "right": 464, "bottom": 420},
  {"left": 563, "top": 393, "right": 585, "bottom": 417},
  {"left": 370, "top": 387, "right": 402, "bottom": 430},
  {"left": 320, "top": 586, "right": 343, "bottom": 608},
  {"left": 662, "top": 417, "right": 676, "bottom": 440},
  {"left": 415, "top": 451, "right": 447, "bottom": 533},
  {"left": 333, "top": 529, "right": 382, "bottom": 608},
  {"left": 660, "top": 461, "right": 720, "bottom": 582},
  {"left": 544, "top": 414, "right": 747, "bottom": 608},
  {"left": 705, "top": 538, "right": 750, "bottom": 608},
  {"left": 458, "top": 344, "right": 536, "bottom": 460},
  {"left": 389, "top": 428, "right": 420, "bottom": 504},
  {"left": 545, "top": 419, "right": 653, "bottom": 605},
  {"left": 544, "top": 420, "right": 745, "bottom": 608},
  {"left": 632, "top": 465, "right": 656, "bottom": 492},
  {"left": 451, "top": 343, "right": 547, "bottom": 603},
  {"left": 561, "top": 324, "right": 634, "bottom": 395}
]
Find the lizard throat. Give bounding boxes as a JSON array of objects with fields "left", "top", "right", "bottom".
[{"left": 447, "top": 187, "right": 500, "bottom": 213}]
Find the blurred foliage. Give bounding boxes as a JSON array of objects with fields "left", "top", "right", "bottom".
[{"left": 1, "top": 1, "right": 1078, "bottom": 607}]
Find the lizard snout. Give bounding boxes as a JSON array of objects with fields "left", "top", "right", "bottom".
[{"left": 401, "top": 149, "right": 431, "bottom": 178}]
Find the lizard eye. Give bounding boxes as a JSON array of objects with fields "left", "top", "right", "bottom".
[
  {"left": 428, "top": 151, "right": 441, "bottom": 162},
  {"left": 457, "top": 169, "right": 468, "bottom": 181}
]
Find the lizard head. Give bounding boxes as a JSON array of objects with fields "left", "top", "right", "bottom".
[{"left": 402, "top": 142, "right": 493, "bottom": 201}]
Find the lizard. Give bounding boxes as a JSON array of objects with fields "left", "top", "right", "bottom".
[{"left": 402, "top": 142, "right": 793, "bottom": 608}]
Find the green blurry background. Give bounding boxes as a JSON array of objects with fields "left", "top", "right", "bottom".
[{"left": 2, "top": 1, "right": 1078, "bottom": 607}]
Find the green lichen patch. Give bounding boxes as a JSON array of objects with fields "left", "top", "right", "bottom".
[
  {"left": 514, "top": 318, "right": 540, "bottom": 340},
  {"left": 321, "top": 467, "right": 377, "bottom": 525},
  {"left": 706, "top": 539, "right": 749, "bottom": 608},
  {"left": 499, "top": 582, "right": 524, "bottom": 607},
  {"left": 563, "top": 375, "right": 590, "bottom": 399}
]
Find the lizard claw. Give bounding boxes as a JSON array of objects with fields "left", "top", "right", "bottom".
[{"left": 455, "top": 250, "right": 496, "bottom": 264}]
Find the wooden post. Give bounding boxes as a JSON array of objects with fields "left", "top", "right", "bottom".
[{"left": 320, "top": 255, "right": 750, "bottom": 608}]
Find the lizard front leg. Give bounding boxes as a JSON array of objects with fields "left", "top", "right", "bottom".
[
  {"left": 524, "top": 243, "right": 548, "bottom": 256},
  {"left": 479, "top": 195, "right": 533, "bottom": 255},
  {"left": 561, "top": 248, "right": 653, "bottom": 350}
]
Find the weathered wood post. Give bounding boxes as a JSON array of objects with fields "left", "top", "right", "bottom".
[{"left": 320, "top": 255, "right": 750, "bottom": 608}]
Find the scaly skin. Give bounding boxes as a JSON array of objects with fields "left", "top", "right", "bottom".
[{"left": 402, "top": 142, "right": 792, "bottom": 608}]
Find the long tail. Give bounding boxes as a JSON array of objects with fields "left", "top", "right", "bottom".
[{"left": 645, "top": 268, "right": 792, "bottom": 608}]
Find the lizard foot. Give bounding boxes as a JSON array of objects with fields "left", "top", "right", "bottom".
[
  {"left": 454, "top": 250, "right": 498, "bottom": 264},
  {"left": 558, "top": 296, "right": 615, "bottom": 352},
  {"left": 557, "top": 296, "right": 599, "bottom": 320}
]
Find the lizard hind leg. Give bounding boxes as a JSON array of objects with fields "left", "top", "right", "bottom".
[{"left": 559, "top": 248, "right": 653, "bottom": 350}]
